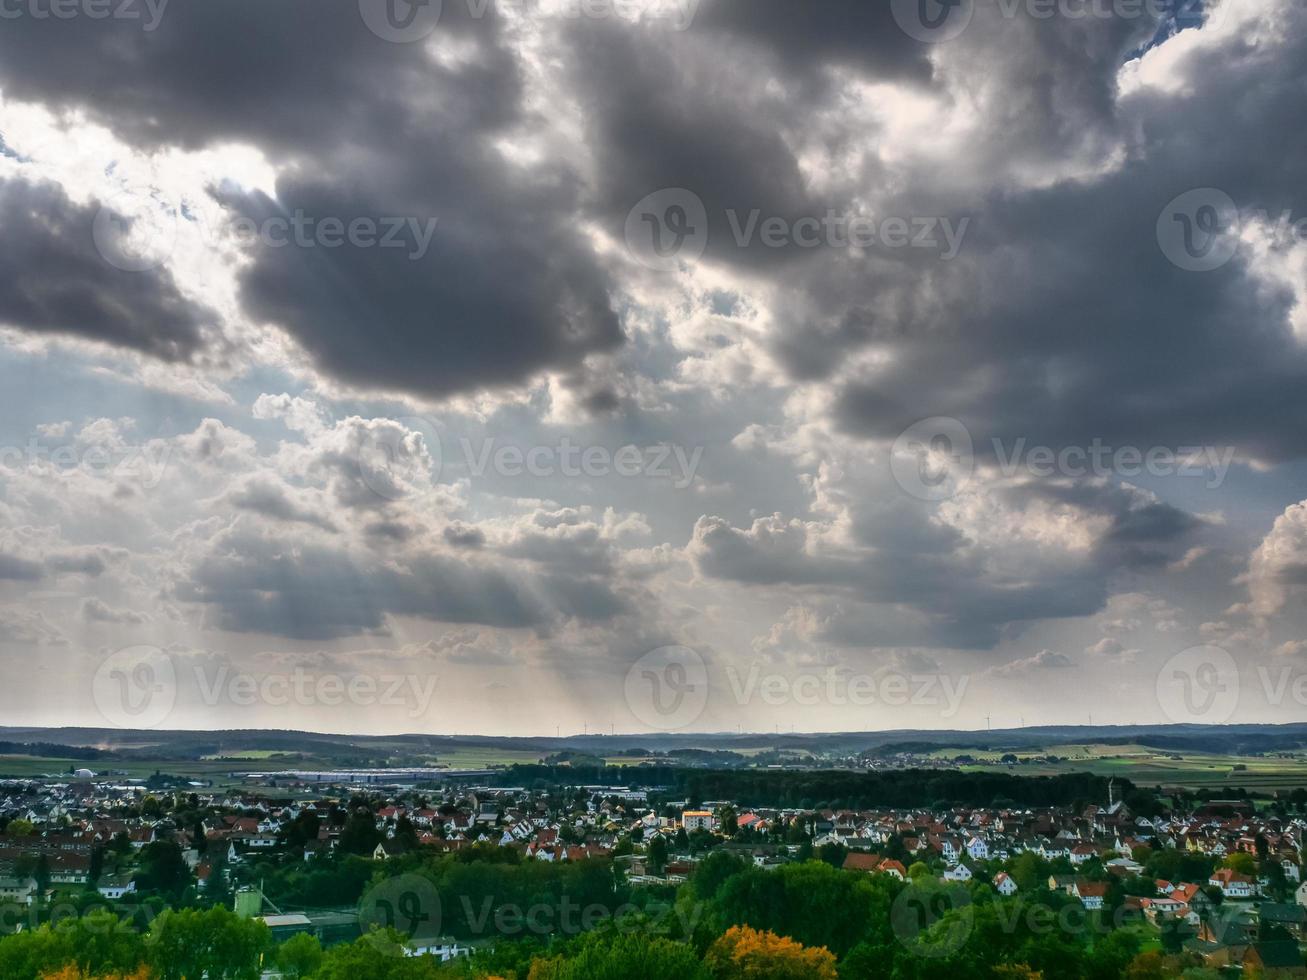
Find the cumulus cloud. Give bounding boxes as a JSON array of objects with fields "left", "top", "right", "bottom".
[
  {"left": 0, "top": 178, "right": 215, "bottom": 360},
  {"left": 80, "top": 597, "right": 149, "bottom": 625},
  {"left": 1245, "top": 500, "right": 1307, "bottom": 619}
]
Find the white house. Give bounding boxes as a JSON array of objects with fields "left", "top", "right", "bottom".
[
  {"left": 943, "top": 864, "right": 973, "bottom": 882},
  {"left": 993, "top": 872, "right": 1018, "bottom": 896},
  {"left": 1295, "top": 880, "right": 1307, "bottom": 908},
  {"left": 0, "top": 876, "right": 37, "bottom": 906},
  {"left": 1209, "top": 868, "right": 1256, "bottom": 899},
  {"left": 1070, "top": 844, "right": 1098, "bottom": 865},
  {"left": 97, "top": 873, "right": 136, "bottom": 900},
  {"left": 966, "top": 837, "right": 989, "bottom": 861},
  {"left": 1073, "top": 881, "right": 1108, "bottom": 910}
]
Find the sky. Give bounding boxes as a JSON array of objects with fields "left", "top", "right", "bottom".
[{"left": 1, "top": 0, "right": 1306, "bottom": 737}]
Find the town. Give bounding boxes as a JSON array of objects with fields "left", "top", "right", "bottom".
[{"left": 2, "top": 767, "right": 1306, "bottom": 977}]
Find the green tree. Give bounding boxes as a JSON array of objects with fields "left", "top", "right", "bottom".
[
  {"left": 689, "top": 850, "right": 749, "bottom": 903},
  {"left": 312, "top": 932, "right": 441, "bottom": 979},
  {"left": 281, "top": 810, "right": 322, "bottom": 851},
  {"left": 718, "top": 806, "right": 738, "bottom": 837},
  {"left": 0, "top": 912, "right": 146, "bottom": 978},
  {"left": 708, "top": 860, "right": 885, "bottom": 958},
  {"left": 817, "top": 842, "right": 847, "bottom": 869},
  {"left": 274, "top": 932, "right": 324, "bottom": 979},
  {"left": 1224, "top": 852, "right": 1256, "bottom": 876},
  {"left": 147, "top": 905, "right": 272, "bottom": 980},
  {"left": 529, "top": 932, "right": 709, "bottom": 980},
  {"left": 1125, "top": 950, "right": 1169, "bottom": 979},
  {"left": 648, "top": 834, "right": 669, "bottom": 875},
  {"left": 394, "top": 816, "right": 420, "bottom": 851},
  {"left": 338, "top": 809, "right": 383, "bottom": 857},
  {"left": 34, "top": 853, "right": 51, "bottom": 898},
  {"left": 205, "top": 847, "right": 234, "bottom": 910},
  {"left": 136, "top": 840, "right": 191, "bottom": 900},
  {"left": 1261, "top": 858, "right": 1289, "bottom": 900}
]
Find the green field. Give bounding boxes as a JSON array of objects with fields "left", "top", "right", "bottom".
[
  {"left": 424, "top": 746, "right": 544, "bottom": 768},
  {"left": 931, "top": 743, "right": 1307, "bottom": 792}
]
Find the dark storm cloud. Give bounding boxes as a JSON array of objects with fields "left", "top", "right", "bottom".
[
  {"left": 815, "top": 12, "right": 1307, "bottom": 464},
  {"left": 562, "top": 18, "right": 820, "bottom": 269},
  {"left": 566, "top": 2, "right": 1163, "bottom": 278},
  {"left": 692, "top": 0, "right": 931, "bottom": 78},
  {"left": 0, "top": 0, "right": 519, "bottom": 153},
  {"left": 935, "top": 6, "right": 1161, "bottom": 172},
  {"left": 226, "top": 179, "right": 620, "bottom": 398},
  {"left": 176, "top": 528, "right": 548, "bottom": 640},
  {"left": 0, "top": 178, "right": 212, "bottom": 360},
  {"left": 0, "top": 0, "right": 620, "bottom": 398},
  {"left": 173, "top": 521, "right": 632, "bottom": 641},
  {"left": 829, "top": 164, "right": 1307, "bottom": 461}
]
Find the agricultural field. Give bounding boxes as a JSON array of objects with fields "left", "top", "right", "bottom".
[
  {"left": 417, "top": 745, "right": 545, "bottom": 769},
  {"left": 0, "top": 755, "right": 91, "bottom": 778},
  {"left": 9, "top": 732, "right": 1307, "bottom": 797},
  {"left": 0, "top": 742, "right": 544, "bottom": 789},
  {"left": 933, "top": 743, "right": 1307, "bottom": 792},
  {"left": 0, "top": 754, "right": 255, "bottom": 783}
]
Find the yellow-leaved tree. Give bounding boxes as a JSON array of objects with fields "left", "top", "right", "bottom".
[
  {"left": 40, "top": 967, "right": 153, "bottom": 980},
  {"left": 703, "top": 925, "right": 837, "bottom": 979},
  {"left": 993, "top": 965, "right": 1045, "bottom": 980}
]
